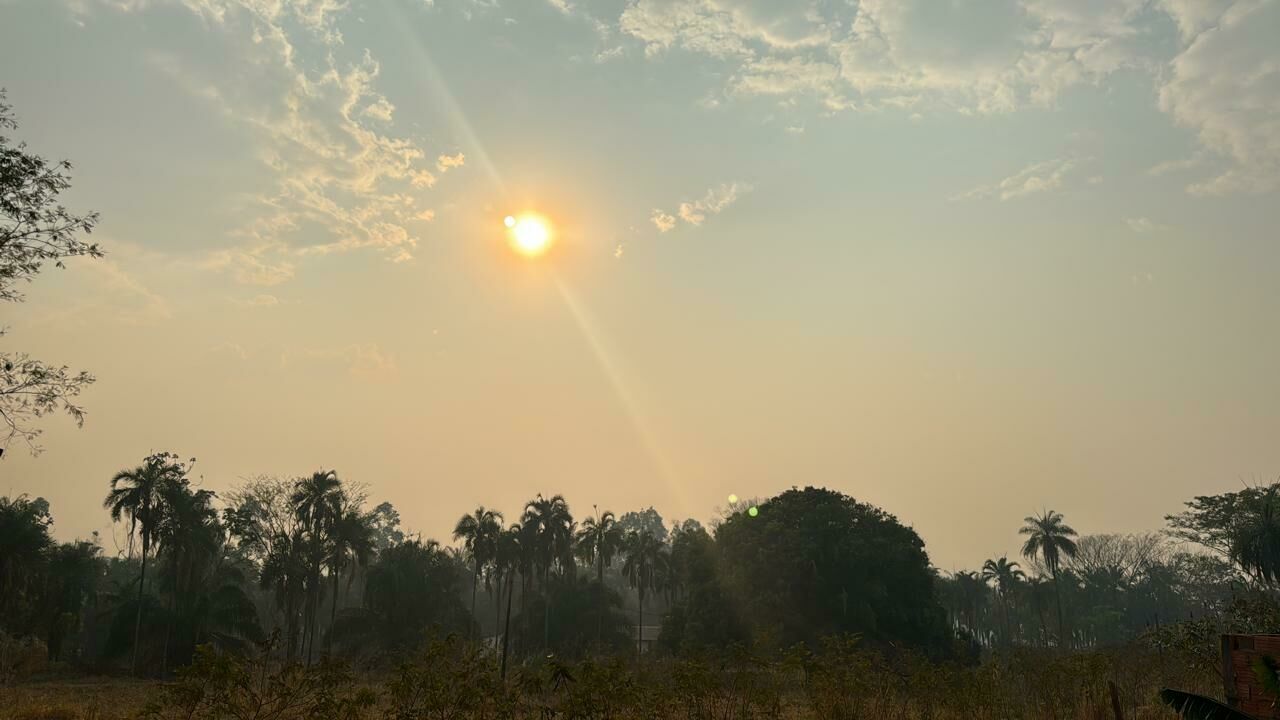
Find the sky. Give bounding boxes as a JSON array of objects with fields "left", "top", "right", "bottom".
[{"left": 1, "top": 0, "right": 1278, "bottom": 571}]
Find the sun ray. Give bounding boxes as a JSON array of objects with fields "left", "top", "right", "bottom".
[{"left": 553, "top": 276, "right": 690, "bottom": 514}]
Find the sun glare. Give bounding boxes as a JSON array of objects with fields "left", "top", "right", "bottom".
[{"left": 506, "top": 214, "right": 553, "bottom": 257}]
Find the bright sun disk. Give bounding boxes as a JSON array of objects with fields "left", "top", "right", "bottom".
[{"left": 506, "top": 214, "right": 553, "bottom": 256}]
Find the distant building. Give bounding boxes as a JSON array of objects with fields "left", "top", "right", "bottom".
[{"left": 1224, "top": 634, "right": 1280, "bottom": 719}]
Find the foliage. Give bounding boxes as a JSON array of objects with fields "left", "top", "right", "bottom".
[
  {"left": 714, "top": 487, "right": 948, "bottom": 652},
  {"left": 141, "top": 644, "right": 375, "bottom": 720},
  {"left": 0, "top": 90, "right": 101, "bottom": 451}
]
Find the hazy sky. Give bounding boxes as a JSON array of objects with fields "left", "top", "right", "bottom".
[{"left": 2, "top": 0, "right": 1278, "bottom": 570}]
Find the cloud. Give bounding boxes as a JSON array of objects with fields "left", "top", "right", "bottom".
[
  {"left": 651, "top": 182, "right": 750, "bottom": 231},
  {"left": 600, "top": 0, "right": 1277, "bottom": 195},
  {"left": 436, "top": 152, "right": 466, "bottom": 172},
  {"left": 79, "top": 0, "right": 459, "bottom": 282},
  {"left": 1125, "top": 217, "right": 1166, "bottom": 233},
  {"left": 1157, "top": 0, "right": 1280, "bottom": 195},
  {"left": 952, "top": 157, "right": 1081, "bottom": 201},
  {"left": 650, "top": 209, "right": 677, "bottom": 233}
]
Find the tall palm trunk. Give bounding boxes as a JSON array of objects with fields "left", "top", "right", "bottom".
[
  {"left": 500, "top": 571, "right": 515, "bottom": 680},
  {"left": 542, "top": 570, "right": 551, "bottom": 650},
  {"left": 162, "top": 551, "right": 179, "bottom": 675},
  {"left": 328, "top": 568, "right": 341, "bottom": 654},
  {"left": 1052, "top": 569, "right": 1066, "bottom": 648},
  {"left": 493, "top": 569, "right": 502, "bottom": 649},
  {"left": 636, "top": 586, "right": 644, "bottom": 661},
  {"left": 131, "top": 531, "right": 149, "bottom": 675},
  {"left": 471, "top": 559, "right": 480, "bottom": 640}
]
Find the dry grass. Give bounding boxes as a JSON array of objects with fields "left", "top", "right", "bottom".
[{"left": 0, "top": 677, "right": 160, "bottom": 720}]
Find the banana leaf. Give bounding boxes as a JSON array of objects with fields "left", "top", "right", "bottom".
[{"left": 1160, "top": 688, "right": 1259, "bottom": 720}]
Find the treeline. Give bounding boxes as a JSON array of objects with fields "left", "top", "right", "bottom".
[
  {"left": 1, "top": 456, "right": 950, "bottom": 676},
  {"left": 938, "top": 488, "right": 1276, "bottom": 653},
  {"left": 1, "top": 451, "right": 1277, "bottom": 680}
]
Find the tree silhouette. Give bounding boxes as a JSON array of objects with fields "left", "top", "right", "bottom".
[
  {"left": 575, "top": 507, "right": 622, "bottom": 584},
  {"left": 0, "top": 90, "right": 101, "bottom": 451},
  {"left": 980, "top": 555, "right": 1025, "bottom": 646},
  {"left": 104, "top": 452, "right": 186, "bottom": 674},
  {"left": 453, "top": 505, "right": 503, "bottom": 640},
  {"left": 622, "top": 529, "right": 665, "bottom": 660},
  {"left": 1020, "top": 510, "right": 1078, "bottom": 647},
  {"left": 289, "top": 470, "right": 342, "bottom": 663},
  {"left": 522, "top": 494, "right": 574, "bottom": 649}
]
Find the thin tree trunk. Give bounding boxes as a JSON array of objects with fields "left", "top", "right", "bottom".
[
  {"left": 471, "top": 559, "right": 480, "bottom": 640},
  {"left": 543, "top": 570, "right": 551, "bottom": 650},
  {"left": 1053, "top": 571, "right": 1066, "bottom": 649},
  {"left": 493, "top": 569, "right": 502, "bottom": 649},
  {"left": 329, "top": 568, "right": 340, "bottom": 654},
  {"left": 500, "top": 571, "right": 515, "bottom": 681},
  {"left": 131, "top": 536, "right": 149, "bottom": 676},
  {"left": 162, "top": 553, "right": 178, "bottom": 676},
  {"left": 636, "top": 587, "right": 644, "bottom": 661}
]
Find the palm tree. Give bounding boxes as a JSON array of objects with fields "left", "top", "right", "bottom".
[
  {"left": 1020, "top": 510, "right": 1078, "bottom": 647},
  {"left": 575, "top": 507, "right": 623, "bottom": 584},
  {"left": 289, "top": 470, "right": 342, "bottom": 663},
  {"left": 326, "top": 507, "right": 374, "bottom": 652},
  {"left": 154, "top": 480, "right": 218, "bottom": 674},
  {"left": 261, "top": 531, "right": 307, "bottom": 659},
  {"left": 498, "top": 522, "right": 523, "bottom": 678},
  {"left": 453, "top": 506, "right": 503, "bottom": 640},
  {"left": 622, "top": 529, "right": 665, "bottom": 660},
  {"left": 980, "top": 555, "right": 1025, "bottom": 646},
  {"left": 522, "top": 494, "right": 574, "bottom": 649},
  {"left": 104, "top": 453, "right": 184, "bottom": 674}
]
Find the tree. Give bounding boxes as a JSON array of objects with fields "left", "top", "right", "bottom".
[
  {"left": 980, "top": 556, "right": 1024, "bottom": 646},
  {"left": 453, "top": 506, "right": 503, "bottom": 640},
  {"left": 621, "top": 529, "right": 665, "bottom": 660},
  {"left": 522, "top": 494, "right": 575, "bottom": 649},
  {"left": 289, "top": 470, "right": 343, "bottom": 663},
  {"left": 104, "top": 452, "right": 187, "bottom": 674},
  {"left": 0, "top": 494, "right": 54, "bottom": 632},
  {"left": 153, "top": 478, "right": 218, "bottom": 673},
  {"left": 325, "top": 507, "right": 374, "bottom": 653},
  {"left": 1020, "top": 509, "right": 1078, "bottom": 647},
  {"left": 715, "top": 487, "right": 948, "bottom": 652},
  {"left": 0, "top": 90, "right": 101, "bottom": 451},
  {"left": 659, "top": 524, "right": 748, "bottom": 654},
  {"left": 617, "top": 507, "right": 667, "bottom": 544},
  {"left": 575, "top": 508, "right": 623, "bottom": 584},
  {"left": 334, "top": 539, "right": 470, "bottom": 653}
]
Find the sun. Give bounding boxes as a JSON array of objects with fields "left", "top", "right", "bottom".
[{"left": 505, "top": 214, "right": 554, "bottom": 257}]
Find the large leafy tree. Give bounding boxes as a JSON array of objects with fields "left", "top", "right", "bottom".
[
  {"left": 453, "top": 506, "right": 503, "bottom": 640},
  {"left": 0, "top": 494, "right": 54, "bottom": 632},
  {"left": 1020, "top": 509, "right": 1078, "bottom": 647},
  {"left": 0, "top": 90, "right": 101, "bottom": 451},
  {"left": 659, "top": 524, "right": 748, "bottom": 654},
  {"left": 338, "top": 539, "right": 470, "bottom": 653},
  {"left": 715, "top": 487, "right": 948, "bottom": 652},
  {"left": 104, "top": 452, "right": 188, "bottom": 674}
]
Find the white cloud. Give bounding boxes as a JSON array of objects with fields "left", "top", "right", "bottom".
[
  {"left": 79, "top": 0, "right": 457, "bottom": 282},
  {"left": 1157, "top": 0, "right": 1280, "bottom": 195},
  {"left": 436, "top": 152, "right": 466, "bottom": 172},
  {"left": 651, "top": 182, "right": 750, "bottom": 231},
  {"left": 953, "top": 157, "right": 1082, "bottom": 201},
  {"left": 650, "top": 209, "right": 677, "bottom": 232}
]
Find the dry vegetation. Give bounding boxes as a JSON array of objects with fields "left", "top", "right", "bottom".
[{"left": 0, "top": 634, "right": 1212, "bottom": 720}]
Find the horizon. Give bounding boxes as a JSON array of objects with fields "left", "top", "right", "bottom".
[{"left": 2, "top": 0, "right": 1279, "bottom": 573}]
